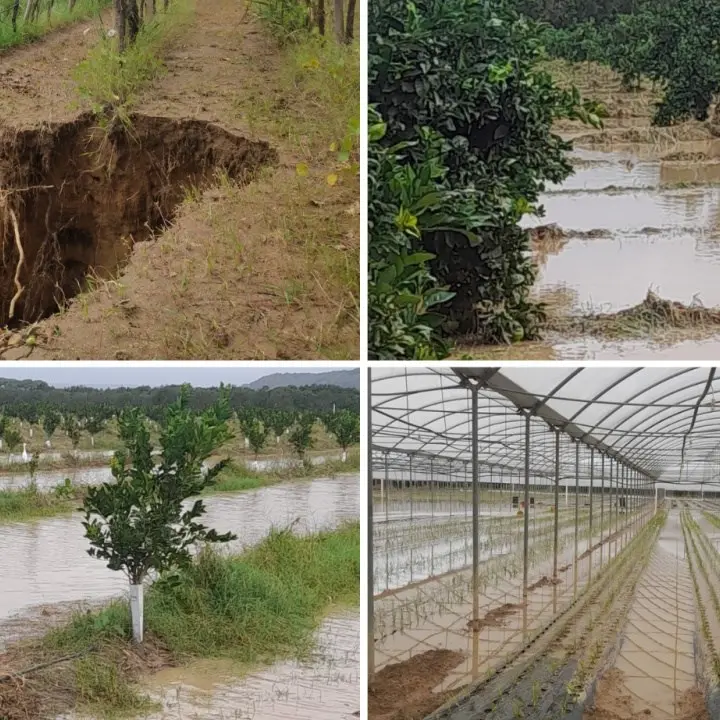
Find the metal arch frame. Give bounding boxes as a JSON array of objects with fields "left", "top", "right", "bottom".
[{"left": 371, "top": 366, "right": 720, "bottom": 483}]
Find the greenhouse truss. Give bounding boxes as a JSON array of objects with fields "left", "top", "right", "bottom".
[{"left": 368, "top": 366, "right": 720, "bottom": 720}]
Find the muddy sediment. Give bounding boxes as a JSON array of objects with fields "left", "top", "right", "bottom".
[{"left": 0, "top": 113, "right": 275, "bottom": 326}]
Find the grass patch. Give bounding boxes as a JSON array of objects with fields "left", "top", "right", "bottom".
[
  {"left": 0, "top": 483, "right": 82, "bottom": 522},
  {"left": 0, "top": 523, "right": 359, "bottom": 718},
  {"left": 0, "top": 0, "right": 109, "bottom": 50},
  {"left": 211, "top": 446, "right": 360, "bottom": 492},
  {"left": 72, "top": 0, "right": 193, "bottom": 119}
]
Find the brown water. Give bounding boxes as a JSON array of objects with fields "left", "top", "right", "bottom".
[
  {"left": 0, "top": 474, "right": 358, "bottom": 627},
  {"left": 144, "top": 611, "right": 359, "bottom": 720},
  {"left": 527, "top": 150, "right": 720, "bottom": 313},
  {"left": 0, "top": 451, "right": 343, "bottom": 490}
]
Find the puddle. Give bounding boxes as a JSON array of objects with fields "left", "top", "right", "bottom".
[
  {"left": 0, "top": 113, "right": 275, "bottom": 325},
  {"left": 144, "top": 612, "right": 359, "bottom": 720},
  {"left": 0, "top": 474, "right": 358, "bottom": 625}
]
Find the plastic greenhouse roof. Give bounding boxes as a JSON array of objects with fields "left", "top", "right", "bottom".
[{"left": 371, "top": 367, "right": 720, "bottom": 488}]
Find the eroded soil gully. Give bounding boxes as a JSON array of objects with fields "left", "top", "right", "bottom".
[
  {"left": 0, "top": 113, "right": 275, "bottom": 325},
  {"left": 0, "top": 475, "right": 359, "bottom": 719}
]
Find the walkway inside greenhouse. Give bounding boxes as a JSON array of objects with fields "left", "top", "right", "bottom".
[{"left": 368, "top": 367, "right": 720, "bottom": 720}]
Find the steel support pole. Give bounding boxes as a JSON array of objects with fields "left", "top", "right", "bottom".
[
  {"left": 553, "top": 429, "right": 560, "bottom": 580},
  {"left": 574, "top": 441, "right": 580, "bottom": 596},
  {"left": 523, "top": 413, "right": 531, "bottom": 604},
  {"left": 367, "top": 367, "right": 375, "bottom": 680},
  {"left": 589, "top": 447, "right": 594, "bottom": 583},
  {"left": 600, "top": 454, "right": 605, "bottom": 568},
  {"left": 472, "top": 386, "right": 480, "bottom": 629}
]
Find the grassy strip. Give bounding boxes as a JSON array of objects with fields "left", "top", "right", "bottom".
[
  {"left": 212, "top": 447, "right": 360, "bottom": 492},
  {"left": 72, "top": 0, "right": 193, "bottom": 118},
  {"left": 0, "top": 485, "right": 81, "bottom": 522},
  {"left": 0, "top": 449, "right": 359, "bottom": 522},
  {"left": 0, "top": 0, "right": 109, "bottom": 50},
  {"left": 0, "top": 523, "right": 359, "bottom": 717}
]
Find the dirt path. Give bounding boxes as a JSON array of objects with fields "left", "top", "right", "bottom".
[
  {"left": 1, "top": 1, "right": 359, "bottom": 360},
  {"left": 0, "top": 9, "right": 111, "bottom": 127},
  {"left": 586, "top": 510, "right": 707, "bottom": 720}
]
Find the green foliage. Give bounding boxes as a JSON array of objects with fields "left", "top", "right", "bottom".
[
  {"left": 63, "top": 414, "right": 82, "bottom": 449},
  {"left": 42, "top": 409, "right": 60, "bottom": 442},
  {"left": 73, "top": 19, "right": 166, "bottom": 120},
  {"left": 253, "top": 0, "right": 310, "bottom": 41},
  {"left": 535, "top": 0, "right": 720, "bottom": 125},
  {"left": 81, "top": 387, "right": 237, "bottom": 585},
  {"left": 241, "top": 416, "right": 270, "bottom": 457},
  {"left": 84, "top": 415, "right": 106, "bottom": 439},
  {"left": 288, "top": 413, "right": 316, "bottom": 458},
  {"left": 323, "top": 409, "right": 359, "bottom": 451},
  {"left": 369, "top": 0, "right": 599, "bottom": 355},
  {"left": 4, "top": 426, "right": 22, "bottom": 452}
]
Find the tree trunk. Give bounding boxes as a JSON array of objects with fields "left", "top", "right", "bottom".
[
  {"left": 46, "top": 0, "right": 55, "bottom": 21},
  {"left": 125, "top": 0, "right": 140, "bottom": 44},
  {"left": 11, "top": 0, "right": 19, "bottom": 32},
  {"left": 163, "top": 0, "right": 169, "bottom": 9},
  {"left": 341, "top": 449, "right": 347, "bottom": 462},
  {"left": 129, "top": 583, "right": 144, "bottom": 643},
  {"left": 344, "top": 0, "right": 355, "bottom": 41},
  {"left": 69, "top": 0, "right": 77, "bottom": 9},
  {"left": 91, "top": 435, "right": 95, "bottom": 447},
  {"left": 333, "top": 0, "right": 343, "bottom": 41},
  {"left": 114, "top": 0, "right": 126, "bottom": 51},
  {"left": 317, "top": 0, "right": 325, "bottom": 35}
]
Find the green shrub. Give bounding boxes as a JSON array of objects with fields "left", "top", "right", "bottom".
[{"left": 369, "top": 0, "right": 600, "bottom": 352}]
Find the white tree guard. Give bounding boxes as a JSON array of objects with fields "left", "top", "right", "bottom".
[{"left": 130, "top": 583, "right": 144, "bottom": 643}]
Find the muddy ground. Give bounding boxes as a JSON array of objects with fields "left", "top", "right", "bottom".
[
  {"left": 370, "top": 507, "right": 720, "bottom": 720},
  {"left": 457, "top": 62, "right": 720, "bottom": 360},
  {"left": 0, "top": 0, "right": 358, "bottom": 359}
]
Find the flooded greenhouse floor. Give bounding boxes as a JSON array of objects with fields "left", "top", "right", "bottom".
[
  {"left": 370, "top": 504, "right": 720, "bottom": 720},
  {"left": 458, "top": 63, "right": 720, "bottom": 360},
  {"left": 0, "top": 475, "right": 359, "bottom": 719}
]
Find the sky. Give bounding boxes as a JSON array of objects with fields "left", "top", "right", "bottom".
[{"left": 0, "top": 364, "right": 350, "bottom": 388}]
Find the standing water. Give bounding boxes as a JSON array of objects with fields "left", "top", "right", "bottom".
[{"left": 0, "top": 475, "right": 359, "bottom": 719}]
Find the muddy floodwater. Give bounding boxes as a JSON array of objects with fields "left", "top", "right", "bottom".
[
  {"left": 145, "top": 611, "right": 359, "bottom": 720},
  {"left": 527, "top": 148, "right": 720, "bottom": 314},
  {"left": 0, "top": 451, "right": 343, "bottom": 490},
  {"left": 0, "top": 475, "right": 359, "bottom": 719}
]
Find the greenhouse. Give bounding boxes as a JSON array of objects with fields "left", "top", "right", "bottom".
[{"left": 368, "top": 366, "right": 720, "bottom": 720}]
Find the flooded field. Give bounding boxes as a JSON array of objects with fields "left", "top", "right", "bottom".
[
  {"left": 0, "top": 451, "right": 343, "bottom": 489},
  {"left": 145, "top": 611, "right": 359, "bottom": 720},
  {"left": 458, "top": 63, "right": 720, "bottom": 360},
  {"left": 0, "top": 474, "right": 359, "bottom": 719}
]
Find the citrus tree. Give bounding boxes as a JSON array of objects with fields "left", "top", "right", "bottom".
[
  {"left": 323, "top": 409, "right": 359, "bottom": 462},
  {"left": 289, "top": 413, "right": 316, "bottom": 460},
  {"left": 81, "top": 387, "right": 236, "bottom": 643},
  {"left": 369, "top": 0, "right": 601, "bottom": 353},
  {"left": 42, "top": 409, "right": 60, "bottom": 448}
]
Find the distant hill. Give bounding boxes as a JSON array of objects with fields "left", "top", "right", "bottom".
[{"left": 247, "top": 369, "right": 359, "bottom": 390}]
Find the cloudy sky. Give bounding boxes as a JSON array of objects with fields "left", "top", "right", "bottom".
[{"left": 0, "top": 364, "right": 351, "bottom": 388}]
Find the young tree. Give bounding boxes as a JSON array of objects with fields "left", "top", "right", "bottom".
[
  {"left": 243, "top": 417, "right": 269, "bottom": 458},
  {"left": 324, "top": 409, "right": 359, "bottom": 462},
  {"left": 0, "top": 414, "right": 8, "bottom": 451},
  {"left": 289, "top": 414, "right": 316, "bottom": 460},
  {"left": 4, "top": 427, "right": 22, "bottom": 455},
  {"left": 42, "top": 409, "right": 60, "bottom": 448},
  {"left": 267, "top": 410, "right": 294, "bottom": 446},
  {"left": 63, "top": 415, "right": 82, "bottom": 452},
  {"left": 82, "top": 388, "right": 236, "bottom": 643},
  {"left": 84, "top": 416, "right": 106, "bottom": 448}
]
